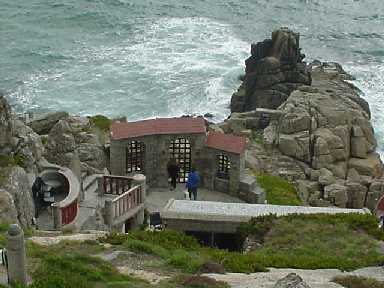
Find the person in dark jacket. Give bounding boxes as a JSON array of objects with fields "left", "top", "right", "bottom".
[
  {"left": 32, "top": 177, "right": 45, "bottom": 217},
  {"left": 186, "top": 166, "right": 200, "bottom": 200},
  {"left": 167, "top": 158, "right": 179, "bottom": 190}
]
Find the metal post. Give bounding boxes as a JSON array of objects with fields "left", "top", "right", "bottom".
[{"left": 6, "top": 224, "right": 27, "bottom": 285}]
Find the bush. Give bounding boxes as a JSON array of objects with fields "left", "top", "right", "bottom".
[
  {"left": 256, "top": 173, "right": 302, "bottom": 205},
  {"left": 332, "top": 275, "right": 384, "bottom": 288},
  {"left": 89, "top": 115, "right": 112, "bottom": 132},
  {"left": 181, "top": 275, "right": 229, "bottom": 288}
]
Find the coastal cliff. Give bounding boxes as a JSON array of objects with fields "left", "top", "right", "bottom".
[
  {"left": 223, "top": 28, "right": 384, "bottom": 209},
  {"left": 0, "top": 91, "right": 107, "bottom": 227}
]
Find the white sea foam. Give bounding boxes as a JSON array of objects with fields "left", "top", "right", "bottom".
[
  {"left": 345, "top": 62, "right": 384, "bottom": 158},
  {"left": 11, "top": 17, "right": 249, "bottom": 123}
]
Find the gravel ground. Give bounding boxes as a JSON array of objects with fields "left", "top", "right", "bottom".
[{"left": 204, "top": 267, "right": 384, "bottom": 288}]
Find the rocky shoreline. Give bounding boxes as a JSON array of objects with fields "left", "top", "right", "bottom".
[
  {"left": 1, "top": 27, "right": 384, "bottom": 228},
  {"left": 215, "top": 28, "right": 384, "bottom": 210}
]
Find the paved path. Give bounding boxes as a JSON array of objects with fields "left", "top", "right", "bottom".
[{"left": 145, "top": 184, "right": 244, "bottom": 213}]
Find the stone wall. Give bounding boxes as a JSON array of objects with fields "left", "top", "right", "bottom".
[{"left": 110, "top": 133, "right": 206, "bottom": 187}]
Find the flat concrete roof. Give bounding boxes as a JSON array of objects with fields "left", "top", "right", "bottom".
[{"left": 161, "top": 199, "right": 368, "bottom": 223}]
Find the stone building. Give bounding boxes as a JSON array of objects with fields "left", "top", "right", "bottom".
[{"left": 109, "top": 117, "right": 258, "bottom": 200}]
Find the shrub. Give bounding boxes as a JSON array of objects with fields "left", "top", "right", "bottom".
[
  {"left": 332, "top": 275, "right": 384, "bottom": 288},
  {"left": 89, "top": 115, "right": 112, "bottom": 132},
  {"left": 166, "top": 249, "right": 203, "bottom": 273},
  {"left": 256, "top": 173, "right": 302, "bottom": 205},
  {"left": 181, "top": 275, "right": 229, "bottom": 288}
]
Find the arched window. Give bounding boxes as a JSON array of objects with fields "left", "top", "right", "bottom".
[
  {"left": 169, "top": 138, "right": 191, "bottom": 183},
  {"left": 217, "top": 154, "right": 230, "bottom": 179},
  {"left": 126, "top": 140, "right": 145, "bottom": 173}
]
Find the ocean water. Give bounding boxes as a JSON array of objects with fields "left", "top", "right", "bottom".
[{"left": 1, "top": 0, "right": 383, "bottom": 154}]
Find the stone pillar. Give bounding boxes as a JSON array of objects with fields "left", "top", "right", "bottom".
[
  {"left": 104, "top": 199, "right": 114, "bottom": 228},
  {"left": 132, "top": 174, "right": 146, "bottom": 202},
  {"left": 132, "top": 174, "right": 146, "bottom": 228},
  {"left": 6, "top": 224, "right": 27, "bottom": 285},
  {"left": 52, "top": 205, "right": 62, "bottom": 230},
  {"left": 97, "top": 176, "right": 104, "bottom": 196}
]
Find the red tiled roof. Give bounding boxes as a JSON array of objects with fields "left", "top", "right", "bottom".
[
  {"left": 111, "top": 117, "right": 206, "bottom": 140},
  {"left": 205, "top": 132, "right": 246, "bottom": 155}
]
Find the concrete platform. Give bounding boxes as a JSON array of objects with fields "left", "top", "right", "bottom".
[
  {"left": 161, "top": 200, "right": 368, "bottom": 233},
  {"left": 145, "top": 184, "right": 244, "bottom": 213}
]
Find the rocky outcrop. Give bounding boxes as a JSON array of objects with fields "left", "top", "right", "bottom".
[
  {"left": 1, "top": 167, "right": 35, "bottom": 228},
  {"left": 227, "top": 28, "right": 384, "bottom": 210},
  {"left": 0, "top": 92, "right": 13, "bottom": 154},
  {"left": 231, "top": 28, "right": 311, "bottom": 112},
  {"left": 28, "top": 111, "right": 69, "bottom": 135},
  {"left": 274, "top": 273, "right": 311, "bottom": 288},
  {"left": 12, "top": 119, "right": 45, "bottom": 173},
  {"left": 0, "top": 94, "right": 46, "bottom": 227},
  {"left": 45, "top": 116, "right": 106, "bottom": 174}
]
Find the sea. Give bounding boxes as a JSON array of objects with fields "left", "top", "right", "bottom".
[{"left": 1, "top": 0, "right": 383, "bottom": 155}]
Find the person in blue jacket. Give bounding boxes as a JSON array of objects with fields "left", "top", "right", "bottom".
[{"left": 186, "top": 166, "right": 200, "bottom": 200}]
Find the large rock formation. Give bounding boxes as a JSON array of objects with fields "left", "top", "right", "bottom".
[
  {"left": 0, "top": 167, "right": 35, "bottom": 228},
  {"left": 226, "top": 28, "right": 384, "bottom": 210},
  {"left": 45, "top": 116, "right": 107, "bottom": 174},
  {"left": 274, "top": 273, "right": 311, "bottom": 288},
  {"left": 0, "top": 93, "right": 39, "bottom": 227},
  {"left": 231, "top": 28, "right": 311, "bottom": 112},
  {"left": 28, "top": 111, "right": 69, "bottom": 135},
  {"left": 0, "top": 92, "right": 13, "bottom": 154}
]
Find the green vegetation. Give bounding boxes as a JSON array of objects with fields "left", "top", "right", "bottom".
[
  {"left": 0, "top": 155, "right": 15, "bottom": 167},
  {"left": 238, "top": 213, "right": 384, "bottom": 271},
  {"left": 0, "top": 153, "right": 26, "bottom": 169},
  {"left": 40, "top": 135, "right": 48, "bottom": 146},
  {"left": 13, "top": 154, "right": 26, "bottom": 168},
  {"left": 0, "top": 223, "right": 9, "bottom": 246},
  {"left": 2, "top": 213, "right": 383, "bottom": 287},
  {"left": 256, "top": 173, "right": 302, "bottom": 205},
  {"left": 332, "top": 275, "right": 384, "bottom": 288},
  {"left": 89, "top": 115, "right": 112, "bottom": 132},
  {"left": 251, "top": 130, "right": 264, "bottom": 145},
  {"left": 101, "top": 230, "right": 266, "bottom": 274}
]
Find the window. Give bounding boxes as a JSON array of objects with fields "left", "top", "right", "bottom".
[
  {"left": 126, "top": 141, "right": 145, "bottom": 173},
  {"left": 169, "top": 138, "right": 191, "bottom": 183},
  {"left": 217, "top": 154, "right": 230, "bottom": 179}
]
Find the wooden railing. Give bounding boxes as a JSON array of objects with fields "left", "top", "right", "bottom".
[
  {"left": 112, "top": 185, "right": 143, "bottom": 219},
  {"left": 102, "top": 175, "right": 132, "bottom": 195},
  {"left": 61, "top": 200, "right": 78, "bottom": 225}
]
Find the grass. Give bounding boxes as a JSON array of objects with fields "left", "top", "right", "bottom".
[
  {"left": 332, "top": 275, "right": 384, "bottom": 288},
  {"left": 3, "top": 213, "right": 384, "bottom": 287},
  {"left": 256, "top": 173, "right": 302, "bottom": 205},
  {"left": 238, "top": 213, "right": 384, "bottom": 271},
  {"left": 101, "top": 230, "right": 266, "bottom": 274}
]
